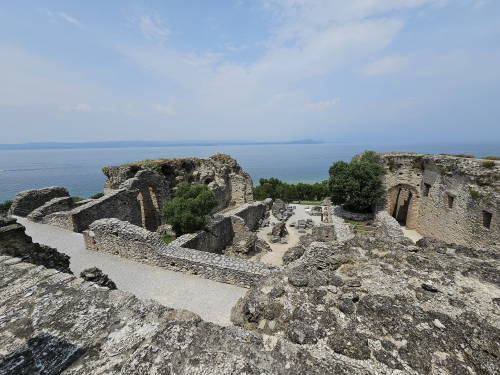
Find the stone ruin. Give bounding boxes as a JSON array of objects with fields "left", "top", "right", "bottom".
[
  {"left": 379, "top": 153, "right": 500, "bottom": 250},
  {"left": 1, "top": 152, "right": 499, "bottom": 374}
]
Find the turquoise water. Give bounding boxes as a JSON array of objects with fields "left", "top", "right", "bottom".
[{"left": 0, "top": 143, "right": 498, "bottom": 202}]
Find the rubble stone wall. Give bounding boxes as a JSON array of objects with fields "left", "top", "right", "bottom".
[
  {"left": 8, "top": 186, "right": 69, "bottom": 217},
  {"left": 380, "top": 153, "right": 500, "bottom": 249},
  {"left": 84, "top": 218, "right": 276, "bottom": 287}
]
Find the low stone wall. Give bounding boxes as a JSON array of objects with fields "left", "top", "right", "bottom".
[
  {"left": 172, "top": 202, "right": 268, "bottom": 255},
  {"left": 225, "top": 202, "right": 267, "bottom": 231},
  {"left": 8, "top": 186, "right": 69, "bottom": 217},
  {"left": 172, "top": 216, "right": 233, "bottom": 254},
  {"left": 337, "top": 207, "right": 373, "bottom": 221},
  {"left": 44, "top": 189, "right": 141, "bottom": 232},
  {"left": 84, "top": 219, "right": 276, "bottom": 287}
]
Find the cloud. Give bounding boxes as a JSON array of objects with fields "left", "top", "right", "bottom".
[
  {"left": 60, "top": 103, "right": 92, "bottom": 112},
  {"left": 138, "top": 14, "right": 171, "bottom": 41},
  {"left": 361, "top": 56, "right": 409, "bottom": 76},
  {"left": 306, "top": 98, "right": 341, "bottom": 110},
  {"left": 152, "top": 103, "right": 176, "bottom": 116},
  {"left": 47, "top": 11, "right": 83, "bottom": 28}
]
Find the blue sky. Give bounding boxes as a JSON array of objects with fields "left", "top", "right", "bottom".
[{"left": 0, "top": 0, "right": 499, "bottom": 144}]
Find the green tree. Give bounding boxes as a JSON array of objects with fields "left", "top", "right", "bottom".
[
  {"left": 328, "top": 151, "right": 385, "bottom": 212},
  {"left": 162, "top": 183, "right": 218, "bottom": 236}
]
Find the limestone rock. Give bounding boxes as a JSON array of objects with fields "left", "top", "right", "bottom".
[
  {"left": 80, "top": 267, "right": 117, "bottom": 289},
  {"left": 232, "top": 230, "right": 500, "bottom": 374},
  {"left": 0, "top": 218, "right": 71, "bottom": 273}
]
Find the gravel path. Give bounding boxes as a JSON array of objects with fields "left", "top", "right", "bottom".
[{"left": 17, "top": 217, "right": 246, "bottom": 326}]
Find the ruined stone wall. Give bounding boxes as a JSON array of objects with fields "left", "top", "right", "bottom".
[
  {"left": 84, "top": 219, "right": 276, "bottom": 287},
  {"left": 44, "top": 189, "right": 142, "bottom": 233},
  {"left": 102, "top": 154, "right": 254, "bottom": 214},
  {"left": 172, "top": 216, "right": 234, "bottom": 254},
  {"left": 381, "top": 153, "right": 500, "bottom": 249},
  {"left": 172, "top": 202, "right": 268, "bottom": 255},
  {"left": 8, "top": 186, "right": 69, "bottom": 217}
]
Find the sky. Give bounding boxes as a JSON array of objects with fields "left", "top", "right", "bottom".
[{"left": 0, "top": 0, "right": 499, "bottom": 144}]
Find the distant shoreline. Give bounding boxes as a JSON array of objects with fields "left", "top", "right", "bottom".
[{"left": 0, "top": 139, "right": 323, "bottom": 151}]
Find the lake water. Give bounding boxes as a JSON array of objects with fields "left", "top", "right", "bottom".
[{"left": 0, "top": 143, "right": 498, "bottom": 202}]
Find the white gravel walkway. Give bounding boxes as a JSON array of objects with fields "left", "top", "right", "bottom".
[{"left": 17, "top": 217, "right": 246, "bottom": 326}]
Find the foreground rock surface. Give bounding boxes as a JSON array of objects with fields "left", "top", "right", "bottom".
[
  {"left": 0, "top": 217, "right": 71, "bottom": 273},
  {"left": 1, "top": 256, "right": 393, "bottom": 375},
  {"left": 232, "top": 229, "right": 500, "bottom": 374}
]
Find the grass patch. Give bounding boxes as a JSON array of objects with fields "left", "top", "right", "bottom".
[
  {"left": 90, "top": 192, "right": 104, "bottom": 199},
  {"left": 344, "top": 219, "right": 375, "bottom": 233},
  {"left": 481, "top": 160, "right": 496, "bottom": 169},
  {"left": 72, "top": 196, "right": 85, "bottom": 203},
  {"left": 161, "top": 234, "right": 175, "bottom": 244},
  {"left": 482, "top": 156, "right": 500, "bottom": 161},
  {"left": 439, "top": 153, "right": 475, "bottom": 158},
  {"left": 0, "top": 200, "right": 12, "bottom": 213},
  {"left": 469, "top": 188, "right": 484, "bottom": 200}
]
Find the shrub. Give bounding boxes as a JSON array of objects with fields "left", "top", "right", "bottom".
[
  {"left": 162, "top": 182, "right": 217, "bottom": 236},
  {"left": 482, "top": 155, "right": 500, "bottom": 161},
  {"left": 328, "top": 151, "right": 385, "bottom": 213},
  {"left": 72, "top": 196, "right": 84, "bottom": 203},
  {"left": 481, "top": 160, "right": 495, "bottom": 169},
  {"left": 90, "top": 192, "right": 104, "bottom": 199},
  {"left": 0, "top": 200, "right": 12, "bottom": 213},
  {"left": 253, "top": 178, "right": 329, "bottom": 202},
  {"left": 161, "top": 234, "right": 175, "bottom": 244}
]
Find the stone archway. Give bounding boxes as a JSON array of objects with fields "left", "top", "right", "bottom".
[{"left": 386, "top": 184, "right": 420, "bottom": 229}]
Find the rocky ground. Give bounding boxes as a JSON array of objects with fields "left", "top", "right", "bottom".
[{"left": 232, "top": 229, "right": 500, "bottom": 374}]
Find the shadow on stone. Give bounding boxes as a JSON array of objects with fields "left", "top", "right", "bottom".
[{"left": 0, "top": 333, "right": 83, "bottom": 375}]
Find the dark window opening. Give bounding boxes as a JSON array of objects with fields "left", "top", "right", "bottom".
[
  {"left": 483, "top": 211, "right": 492, "bottom": 229},
  {"left": 423, "top": 183, "right": 431, "bottom": 197},
  {"left": 446, "top": 194, "right": 454, "bottom": 209}
]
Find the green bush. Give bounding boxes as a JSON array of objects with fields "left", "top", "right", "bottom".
[
  {"left": 162, "top": 182, "right": 217, "bottom": 236},
  {"left": 482, "top": 155, "right": 500, "bottom": 161},
  {"left": 328, "top": 151, "right": 385, "bottom": 213},
  {"left": 0, "top": 200, "right": 12, "bottom": 213},
  {"left": 90, "top": 192, "right": 104, "bottom": 199},
  {"left": 481, "top": 160, "right": 495, "bottom": 169},
  {"left": 161, "top": 234, "right": 175, "bottom": 244}
]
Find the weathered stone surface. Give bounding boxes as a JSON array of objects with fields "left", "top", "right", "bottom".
[
  {"left": 380, "top": 152, "right": 500, "bottom": 250},
  {"left": 44, "top": 189, "right": 142, "bottom": 233},
  {"left": 271, "top": 199, "right": 289, "bottom": 221},
  {"left": 84, "top": 218, "right": 276, "bottom": 287},
  {"left": 282, "top": 245, "right": 305, "bottom": 265},
  {"left": 374, "top": 209, "right": 404, "bottom": 238},
  {"left": 271, "top": 221, "right": 288, "bottom": 237},
  {"left": 0, "top": 256, "right": 387, "bottom": 375},
  {"left": 8, "top": 186, "right": 69, "bottom": 217},
  {"left": 27, "top": 196, "right": 74, "bottom": 222},
  {"left": 232, "top": 230, "right": 500, "bottom": 374},
  {"left": 0, "top": 218, "right": 71, "bottom": 273},
  {"left": 80, "top": 267, "right": 117, "bottom": 289}
]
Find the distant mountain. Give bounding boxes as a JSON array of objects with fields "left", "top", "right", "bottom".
[{"left": 0, "top": 139, "right": 323, "bottom": 150}]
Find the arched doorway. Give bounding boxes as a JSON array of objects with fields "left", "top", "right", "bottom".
[{"left": 387, "top": 184, "right": 420, "bottom": 229}]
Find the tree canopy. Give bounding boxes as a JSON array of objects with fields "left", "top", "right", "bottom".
[
  {"left": 328, "top": 151, "right": 385, "bottom": 213},
  {"left": 162, "top": 182, "right": 218, "bottom": 236},
  {"left": 253, "top": 178, "right": 329, "bottom": 202}
]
